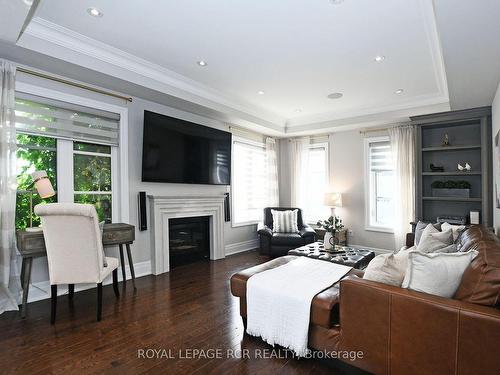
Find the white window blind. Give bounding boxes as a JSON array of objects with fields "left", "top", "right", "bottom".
[
  {"left": 232, "top": 139, "right": 267, "bottom": 225},
  {"left": 369, "top": 140, "right": 392, "bottom": 171},
  {"left": 15, "top": 93, "right": 120, "bottom": 146}
]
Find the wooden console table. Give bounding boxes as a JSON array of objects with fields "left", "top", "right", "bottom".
[{"left": 16, "top": 223, "right": 136, "bottom": 318}]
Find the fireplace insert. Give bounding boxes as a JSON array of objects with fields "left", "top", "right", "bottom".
[{"left": 169, "top": 216, "right": 210, "bottom": 268}]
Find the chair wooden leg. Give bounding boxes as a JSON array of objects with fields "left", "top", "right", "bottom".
[
  {"left": 68, "top": 284, "right": 74, "bottom": 300},
  {"left": 112, "top": 269, "right": 120, "bottom": 298},
  {"left": 126, "top": 244, "right": 136, "bottom": 289},
  {"left": 50, "top": 285, "right": 57, "bottom": 325},
  {"left": 119, "top": 244, "right": 126, "bottom": 287},
  {"left": 96, "top": 283, "right": 103, "bottom": 322}
]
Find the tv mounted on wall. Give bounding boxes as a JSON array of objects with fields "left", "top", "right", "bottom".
[{"left": 141, "top": 110, "right": 231, "bottom": 185}]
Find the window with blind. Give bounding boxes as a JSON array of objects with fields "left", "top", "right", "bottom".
[
  {"left": 14, "top": 94, "right": 120, "bottom": 228},
  {"left": 301, "top": 144, "right": 329, "bottom": 222},
  {"left": 365, "top": 137, "right": 395, "bottom": 231},
  {"left": 232, "top": 138, "right": 268, "bottom": 225}
]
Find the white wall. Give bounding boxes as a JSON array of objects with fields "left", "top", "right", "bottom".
[
  {"left": 278, "top": 131, "right": 396, "bottom": 251},
  {"left": 492, "top": 80, "right": 500, "bottom": 235},
  {"left": 16, "top": 71, "right": 258, "bottom": 285}
]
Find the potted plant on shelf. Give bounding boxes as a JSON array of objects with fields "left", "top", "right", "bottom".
[
  {"left": 431, "top": 180, "right": 471, "bottom": 198},
  {"left": 317, "top": 216, "right": 344, "bottom": 251}
]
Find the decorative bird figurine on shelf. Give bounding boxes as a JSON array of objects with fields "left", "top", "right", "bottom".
[
  {"left": 465, "top": 163, "right": 472, "bottom": 171},
  {"left": 458, "top": 163, "right": 465, "bottom": 171}
]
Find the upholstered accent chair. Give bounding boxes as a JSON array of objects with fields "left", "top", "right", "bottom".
[
  {"left": 257, "top": 207, "right": 316, "bottom": 257},
  {"left": 35, "top": 203, "right": 120, "bottom": 324}
]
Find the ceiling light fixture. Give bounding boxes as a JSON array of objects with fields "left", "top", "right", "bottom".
[
  {"left": 395, "top": 89, "right": 404, "bottom": 94},
  {"left": 330, "top": 0, "right": 345, "bottom": 5},
  {"left": 87, "top": 7, "right": 103, "bottom": 17},
  {"left": 295, "top": 109, "right": 303, "bottom": 113},
  {"left": 374, "top": 55, "right": 385, "bottom": 62},
  {"left": 197, "top": 60, "right": 207, "bottom": 67},
  {"left": 257, "top": 90, "right": 265, "bottom": 95},
  {"left": 327, "top": 92, "right": 343, "bottom": 99}
]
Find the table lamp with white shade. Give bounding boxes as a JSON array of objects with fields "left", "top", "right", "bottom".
[
  {"left": 27, "top": 170, "right": 55, "bottom": 232},
  {"left": 324, "top": 192, "right": 343, "bottom": 217}
]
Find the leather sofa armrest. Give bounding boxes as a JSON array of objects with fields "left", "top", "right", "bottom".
[
  {"left": 257, "top": 224, "right": 273, "bottom": 237},
  {"left": 299, "top": 225, "right": 316, "bottom": 238},
  {"left": 335, "top": 277, "right": 500, "bottom": 375}
]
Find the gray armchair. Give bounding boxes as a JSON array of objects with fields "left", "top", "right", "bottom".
[{"left": 258, "top": 207, "right": 316, "bottom": 257}]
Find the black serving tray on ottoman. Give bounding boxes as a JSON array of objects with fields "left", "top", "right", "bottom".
[{"left": 288, "top": 241, "right": 375, "bottom": 270}]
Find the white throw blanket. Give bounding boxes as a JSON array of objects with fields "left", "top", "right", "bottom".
[{"left": 246, "top": 257, "right": 352, "bottom": 356}]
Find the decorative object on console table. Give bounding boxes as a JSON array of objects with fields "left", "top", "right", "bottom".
[
  {"left": 314, "top": 227, "right": 348, "bottom": 246},
  {"left": 26, "top": 171, "right": 55, "bottom": 232},
  {"left": 431, "top": 180, "right": 471, "bottom": 198},
  {"left": 316, "top": 216, "right": 344, "bottom": 251}
]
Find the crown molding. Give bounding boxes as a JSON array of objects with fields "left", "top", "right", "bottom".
[
  {"left": 19, "top": 17, "right": 287, "bottom": 130},
  {"left": 16, "top": 2, "right": 450, "bottom": 136}
]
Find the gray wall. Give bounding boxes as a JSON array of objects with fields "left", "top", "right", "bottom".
[
  {"left": 493, "top": 80, "right": 500, "bottom": 235},
  {"left": 16, "top": 72, "right": 258, "bottom": 283},
  {"left": 278, "top": 130, "right": 396, "bottom": 251}
]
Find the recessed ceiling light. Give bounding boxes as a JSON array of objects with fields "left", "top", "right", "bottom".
[
  {"left": 374, "top": 55, "right": 385, "bottom": 62},
  {"left": 395, "top": 89, "right": 404, "bottom": 94},
  {"left": 327, "top": 92, "right": 343, "bottom": 99},
  {"left": 257, "top": 90, "right": 265, "bottom": 95},
  {"left": 197, "top": 60, "right": 207, "bottom": 67},
  {"left": 330, "top": 0, "right": 345, "bottom": 4},
  {"left": 87, "top": 7, "right": 103, "bottom": 17},
  {"left": 295, "top": 109, "right": 303, "bottom": 113}
]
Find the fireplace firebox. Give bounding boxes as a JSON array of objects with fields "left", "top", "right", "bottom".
[{"left": 168, "top": 216, "right": 210, "bottom": 268}]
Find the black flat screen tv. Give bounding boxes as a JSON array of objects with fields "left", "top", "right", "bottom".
[{"left": 141, "top": 110, "right": 231, "bottom": 185}]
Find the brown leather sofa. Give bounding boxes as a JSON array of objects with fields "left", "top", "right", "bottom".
[{"left": 230, "top": 225, "right": 500, "bottom": 375}]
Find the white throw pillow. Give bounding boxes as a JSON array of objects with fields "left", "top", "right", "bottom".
[
  {"left": 401, "top": 250, "right": 478, "bottom": 298},
  {"left": 363, "top": 251, "right": 409, "bottom": 287},
  {"left": 416, "top": 224, "right": 453, "bottom": 253},
  {"left": 441, "top": 222, "right": 466, "bottom": 241},
  {"left": 271, "top": 209, "right": 299, "bottom": 233}
]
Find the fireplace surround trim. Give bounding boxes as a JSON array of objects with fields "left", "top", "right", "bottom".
[{"left": 148, "top": 195, "right": 226, "bottom": 275}]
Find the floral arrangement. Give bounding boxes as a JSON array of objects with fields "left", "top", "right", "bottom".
[{"left": 316, "top": 216, "right": 344, "bottom": 233}]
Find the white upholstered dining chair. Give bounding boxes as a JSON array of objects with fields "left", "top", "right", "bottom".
[{"left": 34, "top": 203, "right": 120, "bottom": 324}]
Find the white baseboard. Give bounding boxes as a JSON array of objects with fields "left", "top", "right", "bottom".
[
  {"left": 349, "top": 244, "right": 393, "bottom": 255},
  {"left": 27, "top": 260, "right": 152, "bottom": 303},
  {"left": 224, "top": 238, "right": 259, "bottom": 256}
]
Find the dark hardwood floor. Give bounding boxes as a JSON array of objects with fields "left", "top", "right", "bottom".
[{"left": 0, "top": 251, "right": 344, "bottom": 375}]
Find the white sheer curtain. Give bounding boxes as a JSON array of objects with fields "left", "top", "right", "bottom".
[
  {"left": 290, "top": 137, "right": 309, "bottom": 208},
  {"left": 265, "top": 137, "right": 279, "bottom": 207},
  {"left": 389, "top": 125, "right": 416, "bottom": 249},
  {"left": 0, "top": 60, "right": 20, "bottom": 314}
]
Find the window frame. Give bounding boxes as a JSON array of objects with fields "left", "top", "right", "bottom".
[
  {"left": 15, "top": 82, "right": 130, "bottom": 223},
  {"left": 231, "top": 136, "right": 267, "bottom": 227},
  {"left": 364, "top": 136, "right": 394, "bottom": 233},
  {"left": 303, "top": 142, "right": 330, "bottom": 224}
]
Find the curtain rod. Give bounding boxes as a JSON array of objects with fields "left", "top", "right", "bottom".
[
  {"left": 359, "top": 122, "right": 412, "bottom": 134},
  {"left": 17, "top": 67, "right": 133, "bottom": 102}
]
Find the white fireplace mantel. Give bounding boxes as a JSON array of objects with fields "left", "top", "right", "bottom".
[{"left": 148, "top": 195, "right": 226, "bottom": 275}]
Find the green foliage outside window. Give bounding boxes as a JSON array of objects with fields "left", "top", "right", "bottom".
[
  {"left": 15, "top": 134, "right": 57, "bottom": 229},
  {"left": 15, "top": 135, "right": 113, "bottom": 228}
]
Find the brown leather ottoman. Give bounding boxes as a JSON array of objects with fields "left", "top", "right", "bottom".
[{"left": 230, "top": 255, "right": 363, "bottom": 330}]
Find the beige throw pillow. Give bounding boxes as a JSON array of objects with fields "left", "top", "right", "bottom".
[
  {"left": 402, "top": 250, "right": 478, "bottom": 298},
  {"left": 416, "top": 224, "right": 453, "bottom": 253},
  {"left": 363, "top": 251, "right": 409, "bottom": 287},
  {"left": 441, "top": 222, "right": 466, "bottom": 241}
]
